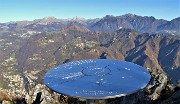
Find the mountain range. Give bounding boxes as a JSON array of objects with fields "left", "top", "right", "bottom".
[
  {"left": 0, "top": 13, "right": 179, "bottom": 36},
  {"left": 0, "top": 14, "right": 179, "bottom": 104}
]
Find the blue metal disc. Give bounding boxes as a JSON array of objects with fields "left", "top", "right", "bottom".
[{"left": 44, "top": 59, "right": 151, "bottom": 99}]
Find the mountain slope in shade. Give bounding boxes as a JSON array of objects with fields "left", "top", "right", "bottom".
[
  {"left": 157, "top": 17, "right": 180, "bottom": 31},
  {"left": 90, "top": 14, "right": 180, "bottom": 33}
]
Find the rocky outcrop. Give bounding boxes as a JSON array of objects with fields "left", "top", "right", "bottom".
[
  {"left": 106, "top": 72, "right": 169, "bottom": 104},
  {"left": 146, "top": 73, "right": 168, "bottom": 101}
]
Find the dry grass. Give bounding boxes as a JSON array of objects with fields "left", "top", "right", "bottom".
[{"left": 0, "top": 91, "right": 12, "bottom": 101}]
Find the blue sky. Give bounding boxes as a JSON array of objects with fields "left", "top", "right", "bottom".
[{"left": 0, "top": 0, "right": 179, "bottom": 22}]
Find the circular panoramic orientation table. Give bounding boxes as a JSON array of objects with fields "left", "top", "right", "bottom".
[{"left": 44, "top": 59, "right": 151, "bottom": 103}]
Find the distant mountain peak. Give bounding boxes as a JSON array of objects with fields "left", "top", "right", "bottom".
[
  {"left": 43, "top": 16, "right": 57, "bottom": 20},
  {"left": 34, "top": 16, "right": 60, "bottom": 24},
  {"left": 121, "top": 13, "right": 156, "bottom": 20},
  {"left": 120, "top": 13, "right": 138, "bottom": 18},
  {"left": 103, "top": 15, "right": 115, "bottom": 19},
  {"left": 70, "top": 16, "right": 86, "bottom": 21},
  {"left": 124, "top": 13, "right": 136, "bottom": 16}
]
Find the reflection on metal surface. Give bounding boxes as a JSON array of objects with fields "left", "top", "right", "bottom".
[{"left": 44, "top": 59, "right": 151, "bottom": 99}]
